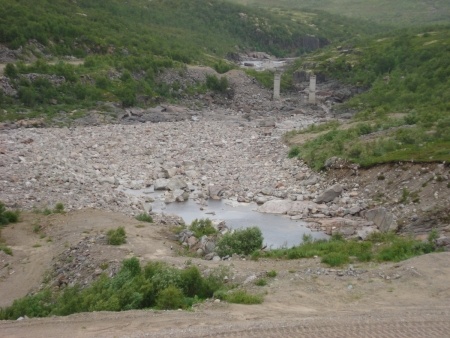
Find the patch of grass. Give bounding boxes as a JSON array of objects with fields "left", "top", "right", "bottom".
[
  {"left": 255, "top": 278, "right": 267, "bottom": 286},
  {"left": 321, "top": 252, "right": 349, "bottom": 266},
  {"left": 267, "top": 270, "right": 277, "bottom": 278},
  {"left": 0, "top": 244, "right": 13, "bottom": 255},
  {"left": 400, "top": 188, "right": 410, "bottom": 204},
  {"left": 288, "top": 146, "right": 301, "bottom": 158},
  {"left": 261, "top": 231, "right": 437, "bottom": 266},
  {"left": 106, "top": 226, "right": 126, "bottom": 245},
  {"left": 219, "top": 290, "right": 263, "bottom": 305},
  {"left": 34, "top": 203, "right": 65, "bottom": 215},
  {"left": 0, "top": 202, "right": 20, "bottom": 226},
  {"left": 135, "top": 213, "right": 153, "bottom": 223}
]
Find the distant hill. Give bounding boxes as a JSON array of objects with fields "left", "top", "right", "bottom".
[
  {"left": 232, "top": 0, "right": 450, "bottom": 27},
  {"left": 0, "top": 0, "right": 381, "bottom": 60}
]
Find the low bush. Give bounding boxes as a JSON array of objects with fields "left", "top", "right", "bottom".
[
  {"left": 0, "top": 243, "right": 13, "bottom": 255},
  {"left": 156, "top": 286, "right": 186, "bottom": 309},
  {"left": 216, "top": 227, "right": 263, "bottom": 257},
  {"left": 206, "top": 75, "right": 229, "bottom": 92},
  {"left": 0, "top": 258, "right": 231, "bottom": 319},
  {"left": 267, "top": 270, "right": 277, "bottom": 278},
  {"left": 135, "top": 213, "right": 153, "bottom": 223},
  {"left": 219, "top": 290, "right": 263, "bottom": 305},
  {"left": 54, "top": 203, "right": 65, "bottom": 213},
  {"left": 188, "top": 218, "right": 217, "bottom": 238},
  {"left": 107, "top": 226, "right": 126, "bottom": 245},
  {"left": 262, "top": 231, "right": 436, "bottom": 266},
  {"left": 255, "top": 278, "right": 267, "bottom": 286},
  {"left": 0, "top": 202, "right": 20, "bottom": 226}
]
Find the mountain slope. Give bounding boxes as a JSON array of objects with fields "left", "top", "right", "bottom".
[
  {"left": 286, "top": 25, "right": 450, "bottom": 168},
  {"left": 232, "top": 0, "right": 450, "bottom": 27}
]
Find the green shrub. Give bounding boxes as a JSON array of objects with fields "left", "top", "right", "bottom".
[
  {"left": 156, "top": 286, "right": 185, "bottom": 309},
  {"left": 220, "top": 290, "right": 263, "bottom": 305},
  {"left": 0, "top": 259, "right": 229, "bottom": 319},
  {"left": 216, "top": 227, "right": 263, "bottom": 256},
  {"left": 321, "top": 252, "right": 349, "bottom": 266},
  {"left": 213, "top": 60, "right": 234, "bottom": 74},
  {"left": 54, "top": 203, "right": 65, "bottom": 213},
  {"left": 255, "top": 278, "right": 267, "bottom": 286},
  {"left": 288, "top": 146, "right": 300, "bottom": 158},
  {"left": 188, "top": 218, "right": 217, "bottom": 238},
  {"left": 206, "top": 75, "right": 229, "bottom": 92},
  {"left": 0, "top": 202, "right": 19, "bottom": 226},
  {"left": 107, "top": 226, "right": 126, "bottom": 245},
  {"left": 135, "top": 213, "right": 153, "bottom": 223},
  {"left": 4, "top": 63, "right": 18, "bottom": 78},
  {"left": 267, "top": 270, "right": 277, "bottom": 278},
  {"left": 0, "top": 243, "right": 13, "bottom": 255}
]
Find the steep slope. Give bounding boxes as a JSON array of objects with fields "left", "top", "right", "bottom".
[
  {"left": 286, "top": 25, "right": 450, "bottom": 168},
  {"left": 233, "top": 0, "right": 450, "bottom": 27}
]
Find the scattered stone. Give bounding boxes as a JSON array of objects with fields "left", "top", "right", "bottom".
[
  {"left": 316, "top": 184, "right": 343, "bottom": 203},
  {"left": 362, "top": 207, "right": 398, "bottom": 233}
]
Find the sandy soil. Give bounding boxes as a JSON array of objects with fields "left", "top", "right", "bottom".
[{"left": 1, "top": 209, "right": 449, "bottom": 337}]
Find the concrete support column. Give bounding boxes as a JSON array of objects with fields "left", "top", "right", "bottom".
[
  {"left": 273, "top": 71, "right": 281, "bottom": 100},
  {"left": 308, "top": 74, "right": 316, "bottom": 104}
]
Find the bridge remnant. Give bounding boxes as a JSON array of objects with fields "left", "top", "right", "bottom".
[
  {"left": 309, "top": 74, "right": 316, "bottom": 104},
  {"left": 273, "top": 70, "right": 282, "bottom": 100}
]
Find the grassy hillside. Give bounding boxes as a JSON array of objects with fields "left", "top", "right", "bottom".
[
  {"left": 287, "top": 25, "right": 450, "bottom": 169},
  {"left": 0, "top": 0, "right": 388, "bottom": 121},
  {"left": 0, "top": 0, "right": 351, "bottom": 59},
  {"left": 232, "top": 0, "right": 450, "bottom": 27}
]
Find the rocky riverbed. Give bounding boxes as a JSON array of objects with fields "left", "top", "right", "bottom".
[
  {"left": 1, "top": 66, "right": 449, "bottom": 242},
  {"left": 0, "top": 105, "right": 382, "bottom": 238}
]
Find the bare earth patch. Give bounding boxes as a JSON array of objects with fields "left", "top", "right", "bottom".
[{"left": 1, "top": 209, "right": 449, "bottom": 337}]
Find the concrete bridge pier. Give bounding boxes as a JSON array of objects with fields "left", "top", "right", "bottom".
[
  {"left": 273, "top": 71, "right": 282, "bottom": 100},
  {"left": 308, "top": 74, "right": 316, "bottom": 104}
]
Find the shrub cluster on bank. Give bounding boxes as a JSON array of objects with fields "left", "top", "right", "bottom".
[
  {"left": 0, "top": 258, "right": 231, "bottom": 319},
  {"left": 261, "top": 232, "right": 439, "bottom": 266}
]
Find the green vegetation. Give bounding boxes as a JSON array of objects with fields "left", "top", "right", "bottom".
[
  {"left": 33, "top": 203, "right": 65, "bottom": 215},
  {"left": 267, "top": 270, "right": 277, "bottom": 278},
  {"left": 135, "top": 213, "right": 153, "bottom": 223},
  {"left": 205, "top": 75, "right": 229, "bottom": 93},
  {"left": 0, "top": 202, "right": 19, "bottom": 255},
  {"left": 215, "top": 289, "right": 264, "bottom": 304},
  {"left": 188, "top": 219, "right": 218, "bottom": 238},
  {"left": 216, "top": 227, "right": 263, "bottom": 257},
  {"left": 0, "top": 258, "right": 235, "bottom": 319},
  {"left": 0, "top": 0, "right": 391, "bottom": 122},
  {"left": 106, "top": 226, "right": 126, "bottom": 245},
  {"left": 255, "top": 278, "right": 267, "bottom": 286},
  {"left": 0, "top": 202, "right": 20, "bottom": 226},
  {"left": 262, "top": 232, "right": 439, "bottom": 266},
  {"left": 232, "top": 0, "right": 450, "bottom": 27},
  {"left": 287, "top": 26, "right": 450, "bottom": 169}
]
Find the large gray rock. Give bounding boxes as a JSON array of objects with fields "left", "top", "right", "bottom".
[
  {"left": 154, "top": 178, "right": 168, "bottom": 190},
  {"left": 316, "top": 184, "right": 343, "bottom": 203},
  {"left": 167, "top": 177, "right": 187, "bottom": 191},
  {"left": 288, "top": 201, "right": 324, "bottom": 216},
  {"left": 257, "top": 200, "right": 292, "bottom": 214},
  {"left": 361, "top": 207, "right": 397, "bottom": 232},
  {"left": 208, "top": 185, "right": 225, "bottom": 200},
  {"left": 204, "top": 241, "right": 216, "bottom": 254}
]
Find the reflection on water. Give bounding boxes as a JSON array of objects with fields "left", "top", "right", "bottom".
[{"left": 121, "top": 187, "right": 328, "bottom": 248}]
